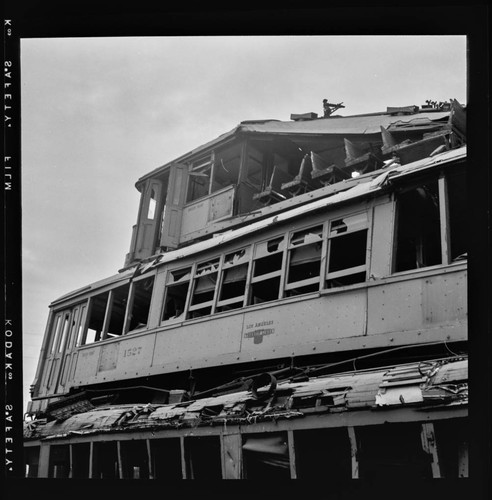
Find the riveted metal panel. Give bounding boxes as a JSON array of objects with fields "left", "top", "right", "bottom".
[
  {"left": 367, "top": 269, "right": 467, "bottom": 336},
  {"left": 98, "top": 343, "right": 120, "bottom": 372},
  {"left": 153, "top": 314, "right": 243, "bottom": 367},
  {"left": 72, "top": 347, "right": 100, "bottom": 385},
  {"left": 240, "top": 292, "right": 366, "bottom": 353}
]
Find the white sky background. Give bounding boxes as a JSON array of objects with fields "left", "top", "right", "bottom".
[{"left": 20, "top": 35, "right": 467, "bottom": 411}]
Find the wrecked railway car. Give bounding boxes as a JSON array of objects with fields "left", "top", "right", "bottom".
[
  {"left": 24, "top": 100, "right": 468, "bottom": 478},
  {"left": 24, "top": 356, "right": 468, "bottom": 479}
]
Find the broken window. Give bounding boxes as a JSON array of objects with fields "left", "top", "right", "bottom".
[
  {"left": 150, "top": 438, "right": 182, "bottom": 479},
  {"left": 120, "top": 440, "right": 150, "bottom": 479},
  {"left": 434, "top": 418, "right": 468, "bottom": 477},
  {"left": 285, "top": 225, "right": 323, "bottom": 296},
  {"left": 84, "top": 291, "right": 109, "bottom": 345},
  {"left": 356, "top": 422, "right": 432, "bottom": 479},
  {"left": 446, "top": 170, "right": 467, "bottom": 261},
  {"left": 187, "top": 154, "right": 212, "bottom": 202},
  {"left": 184, "top": 436, "right": 222, "bottom": 479},
  {"left": 249, "top": 236, "right": 285, "bottom": 304},
  {"left": 217, "top": 248, "right": 250, "bottom": 312},
  {"left": 294, "top": 428, "right": 351, "bottom": 479},
  {"left": 105, "top": 283, "right": 131, "bottom": 338},
  {"left": 212, "top": 143, "right": 241, "bottom": 193},
  {"left": 24, "top": 446, "right": 40, "bottom": 478},
  {"left": 128, "top": 276, "right": 155, "bottom": 331},
  {"left": 242, "top": 433, "right": 291, "bottom": 479},
  {"left": 188, "top": 259, "right": 219, "bottom": 319},
  {"left": 394, "top": 180, "right": 441, "bottom": 272},
  {"left": 246, "top": 144, "right": 265, "bottom": 190},
  {"left": 162, "top": 267, "right": 192, "bottom": 321},
  {"left": 326, "top": 213, "right": 368, "bottom": 287},
  {"left": 92, "top": 441, "right": 119, "bottom": 479},
  {"left": 71, "top": 443, "right": 90, "bottom": 478},
  {"left": 48, "top": 444, "right": 70, "bottom": 478}
]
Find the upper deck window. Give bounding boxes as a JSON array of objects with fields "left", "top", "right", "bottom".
[
  {"left": 162, "top": 267, "right": 192, "bottom": 321},
  {"left": 249, "top": 236, "right": 286, "bottom": 304},
  {"left": 394, "top": 180, "right": 441, "bottom": 272},
  {"left": 326, "top": 213, "right": 369, "bottom": 287},
  {"left": 188, "top": 259, "right": 219, "bottom": 319},
  {"left": 285, "top": 225, "right": 324, "bottom": 296},
  {"left": 187, "top": 155, "right": 212, "bottom": 202},
  {"left": 216, "top": 248, "right": 250, "bottom": 312}
]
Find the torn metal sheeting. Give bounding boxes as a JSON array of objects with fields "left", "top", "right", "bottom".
[{"left": 24, "top": 356, "right": 468, "bottom": 441}]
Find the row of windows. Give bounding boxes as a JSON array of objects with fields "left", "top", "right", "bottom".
[
  {"left": 163, "top": 212, "right": 369, "bottom": 322},
  {"left": 51, "top": 171, "right": 466, "bottom": 350},
  {"left": 25, "top": 419, "right": 468, "bottom": 479}
]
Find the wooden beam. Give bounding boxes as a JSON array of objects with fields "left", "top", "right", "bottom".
[
  {"left": 420, "top": 422, "right": 441, "bottom": 478},
  {"left": 438, "top": 175, "right": 451, "bottom": 265},
  {"left": 287, "top": 430, "right": 297, "bottom": 479},
  {"left": 347, "top": 426, "right": 359, "bottom": 479}
]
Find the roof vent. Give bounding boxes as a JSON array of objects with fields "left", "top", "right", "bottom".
[{"left": 290, "top": 112, "right": 318, "bottom": 121}]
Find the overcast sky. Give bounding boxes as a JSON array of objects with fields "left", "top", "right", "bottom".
[{"left": 20, "top": 35, "right": 467, "bottom": 410}]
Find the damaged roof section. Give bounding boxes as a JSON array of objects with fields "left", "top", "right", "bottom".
[{"left": 24, "top": 356, "right": 467, "bottom": 441}]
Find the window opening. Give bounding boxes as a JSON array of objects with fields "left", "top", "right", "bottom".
[
  {"left": 327, "top": 213, "right": 368, "bottom": 287},
  {"left": 162, "top": 268, "right": 192, "bottom": 321},
  {"left": 434, "top": 418, "right": 468, "bottom": 478},
  {"left": 242, "top": 433, "right": 291, "bottom": 479},
  {"left": 394, "top": 180, "right": 441, "bottom": 272},
  {"left": 185, "top": 436, "right": 222, "bottom": 479},
  {"left": 49, "top": 315, "right": 62, "bottom": 354},
  {"left": 92, "top": 441, "right": 119, "bottom": 479},
  {"left": 187, "top": 155, "right": 212, "bottom": 202},
  {"left": 294, "top": 428, "right": 351, "bottom": 479},
  {"left": 57, "top": 313, "right": 71, "bottom": 353},
  {"left": 217, "top": 248, "right": 250, "bottom": 312},
  {"left": 120, "top": 440, "right": 150, "bottom": 479},
  {"left": 24, "top": 446, "right": 40, "bottom": 478},
  {"left": 249, "top": 236, "right": 285, "bottom": 305},
  {"left": 48, "top": 444, "right": 70, "bottom": 478},
  {"left": 150, "top": 438, "right": 182, "bottom": 479},
  {"left": 246, "top": 144, "right": 264, "bottom": 189},
  {"left": 128, "top": 276, "right": 155, "bottom": 331},
  {"left": 188, "top": 260, "right": 219, "bottom": 319},
  {"left": 286, "top": 225, "right": 323, "bottom": 296},
  {"left": 212, "top": 144, "right": 241, "bottom": 193},
  {"left": 84, "top": 291, "right": 109, "bottom": 344},
  {"left": 72, "top": 443, "right": 90, "bottom": 478},
  {"left": 75, "top": 304, "right": 87, "bottom": 347},
  {"left": 356, "top": 423, "right": 432, "bottom": 479},
  {"left": 106, "top": 283, "right": 130, "bottom": 337},
  {"left": 446, "top": 170, "right": 467, "bottom": 261},
  {"left": 147, "top": 188, "right": 157, "bottom": 220}
]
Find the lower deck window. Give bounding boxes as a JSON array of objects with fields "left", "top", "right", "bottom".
[
  {"left": 294, "top": 428, "right": 351, "bottom": 479},
  {"left": 434, "top": 418, "right": 468, "bottom": 477},
  {"left": 72, "top": 442, "right": 90, "bottom": 478},
  {"left": 356, "top": 422, "right": 432, "bottom": 479},
  {"left": 242, "top": 433, "right": 290, "bottom": 479},
  {"left": 120, "top": 440, "right": 150, "bottom": 479},
  {"left": 48, "top": 444, "right": 70, "bottom": 478},
  {"left": 150, "top": 438, "right": 182, "bottom": 479},
  {"left": 92, "top": 441, "right": 119, "bottom": 479},
  {"left": 24, "top": 446, "right": 40, "bottom": 478},
  {"left": 185, "top": 436, "right": 222, "bottom": 479}
]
